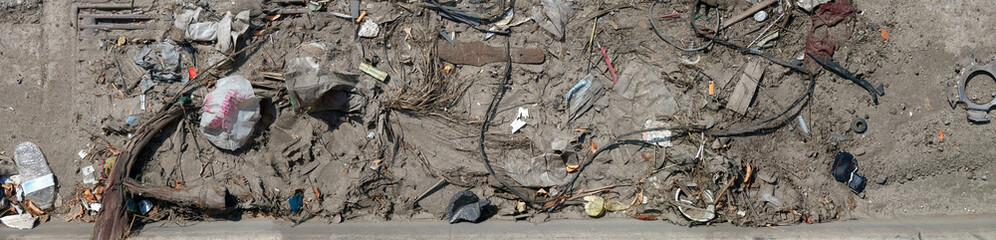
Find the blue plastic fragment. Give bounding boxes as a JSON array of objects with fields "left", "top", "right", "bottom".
[
  {"left": 125, "top": 115, "right": 138, "bottom": 126},
  {"left": 288, "top": 192, "right": 303, "bottom": 212}
]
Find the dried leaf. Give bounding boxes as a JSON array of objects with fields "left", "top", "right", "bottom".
[
  {"left": 266, "top": 14, "right": 282, "bottom": 21},
  {"left": 743, "top": 161, "right": 753, "bottom": 188},
  {"left": 535, "top": 188, "right": 548, "bottom": 197},
  {"left": 41, "top": 214, "right": 50, "bottom": 222},
  {"left": 630, "top": 189, "right": 644, "bottom": 207},
  {"left": 103, "top": 156, "right": 116, "bottom": 174},
  {"left": 105, "top": 142, "right": 121, "bottom": 156},
  {"left": 542, "top": 199, "right": 559, "bottom": 210},
  {"left": 604, "top": 199, "right": 629, "bottom": 212},
  {"left": 880, "top": 28, "right": 889, "bottom": 41},
  {"left": 94, "top": 185, "right": 105, "bottom": 202},
  {"left": 174, "top": 181, "right": 184, "bottom": 189},
  {"left": 938, "top": 129, "right": 944, "bottom": 142},
  {"left": 313, "top": 185, "right": 322, "bottom": 201},
  {"left": 66, "top": 204, "right": 85, "bottom": 222},
  {"left": 589, "top": 141, "right": 597, "bottom": 155},
  {"left": 25, "top": 201, "right": 45, "bottom": 216},
  {"left": 148, "top": 204, "right": 159, "bottom": 217},
  {"left": 565, "top": 164, "right": 580, "bottom": 173},
  {"left": 83, "top": 188, "right": 97, "bottom": 203},
  {"left": 635, "top": 213, "right": 659, "bottom": 221},
  {"left": 582, "top": 195, "right": 605, "bottom": 217}
]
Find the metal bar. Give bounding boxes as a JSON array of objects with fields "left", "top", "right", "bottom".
[
  {"left": 79, "top": 24, "right": 147, "bottom": 30},
  {"left": 77, "top": 4, "right": 135, "bottom": 10},
  {"left": 78, "top": 13, "right": 151, "bottom": 20}
]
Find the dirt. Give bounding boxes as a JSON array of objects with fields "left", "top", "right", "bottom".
[{"left": 0, "top": 0, "right": 994, "bottom": 235}]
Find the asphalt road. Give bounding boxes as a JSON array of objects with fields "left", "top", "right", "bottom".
[{"left": 2, "top": 214, "right": 995, "bottom": 239}]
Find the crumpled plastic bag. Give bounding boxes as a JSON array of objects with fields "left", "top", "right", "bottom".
[
  {"left": 504, "top": 153, "right": 571, "bottom": 187},
  {"left": 134, "top": 41, "right": 186, "bottom": 83},
  {"left": 186, "top": 22, "right": 218, "bottom": 41},
  {"left": 180, "top": 9, "right": 250, "bottom": 54},
  {"left": 284, "top": 56, "right": 365, "bottom": 112},
  {"left": 217, "top": 10, "right": 251, "bottom": 53},
  {"left": 200, "top": 76, "right": 260, "bottom": 151},
  {"left": 531, "top": 0, "right": 575, "bottom": 41}
]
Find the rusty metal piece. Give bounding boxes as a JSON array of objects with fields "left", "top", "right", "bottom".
[
  {"left": 437, "top": 41, "right": 545, "bottom": 66},
  {"left": 79, "top": 24, "right": 147, "bottom": 30},
  {"left": 947, "top": 61, "right": 996, "bottom": 123},
  {"left": 77, "top": 13, "right": 149, "bottom": 30}
]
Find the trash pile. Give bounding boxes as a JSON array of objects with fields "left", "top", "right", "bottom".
[
  {"left": 6, "top": 0, "right": 926, "bottom": 236},
  {"left": 0, "top": 142, "right": 56, "bottom": 229}
]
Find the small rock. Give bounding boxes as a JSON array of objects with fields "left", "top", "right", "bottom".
[
  {"left": 753, "top": 11, "right": 768, "bottom": 22},
  {"left": 551, "top": 138, "right": 569, "bottom": 153},
  {"left": 358, "top": 19, "right": 379, "bottom": 38}
]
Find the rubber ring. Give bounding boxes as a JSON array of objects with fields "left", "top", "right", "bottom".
[{"left": 851, "top": 118, "right": 867, "bottom": 133}]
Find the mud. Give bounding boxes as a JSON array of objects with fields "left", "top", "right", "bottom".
[{"left": 0, "top": 0, "right": 994, "bottom": 235}]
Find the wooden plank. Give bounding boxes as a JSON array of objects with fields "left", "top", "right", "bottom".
[{"left": 726, "top": 60, "right": 764, "bottom": 115}]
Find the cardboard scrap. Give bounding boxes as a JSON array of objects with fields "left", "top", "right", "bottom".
[{"left": 726, "top": 60, "right": 764, "bottom": 115}]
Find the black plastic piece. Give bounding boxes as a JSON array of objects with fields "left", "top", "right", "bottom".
[
  {"left": 848, "top": 173, "right": 867, "bottom": 194},
  {"left": 831, "top": 152, "right": 857, "bottom": 182}
]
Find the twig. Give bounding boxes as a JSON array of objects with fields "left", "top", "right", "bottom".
[
  {"left": 413, "top": 179, "right": 448, "bottom": 204},
  {"left": 566, "top": 184, "right": 632, "bottom": 201},
  {"left": 721, "top": 0, "right": 778, "bottom": 30},
  {"left": 712, "top": 178, "right": 736, "bottom": 206}
]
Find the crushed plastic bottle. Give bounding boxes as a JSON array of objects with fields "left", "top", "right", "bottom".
[{"left": 13, "top": 142, "right": 56, "bottom": 210}]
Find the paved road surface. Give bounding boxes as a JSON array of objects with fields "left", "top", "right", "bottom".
[{"left": 2, "top": 214, "right": 994, "bottom": 239}]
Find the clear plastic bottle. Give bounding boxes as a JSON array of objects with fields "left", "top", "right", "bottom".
[{"left": 13, "top": 142, "right": 56, "bottom": 210}]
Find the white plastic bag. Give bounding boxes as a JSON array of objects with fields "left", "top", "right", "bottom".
[{"left": 200, "top": 76, "right": 260, "bottom": 150}]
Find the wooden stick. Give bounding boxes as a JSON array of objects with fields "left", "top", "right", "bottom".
[
  {"left": 720, "top": 0, "right": 778, "bottom": 30},
  {"left": 712, "top": 178, "right": 736, "bottom": 206},
  {"left": 124, "top": 179, "right": 228, "bottom": 211}
]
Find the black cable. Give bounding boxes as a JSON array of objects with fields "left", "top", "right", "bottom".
[
  {"left": 649, "top": 1, "right": 716, "bottom": 52},
  {"left": 478, "top": 32, "right": 542, "bottom": 205}
]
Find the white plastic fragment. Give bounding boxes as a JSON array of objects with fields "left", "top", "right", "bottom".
[
  {"left": 797, "top": 116, "right": 810, "bottom": 134},
  {"left": 21, "top": 174, "right": 55, "bottom": 195},
  {"left": 81, "top": 165, "right": 97, "bottom": 185},
  {"left": 675, "top": 187, "right": 715, "bottom": 222},
  {"left": 796, "top": 0, "right": 830, "bottom": 12},
  {"left": 89, "top": 203, "right": 102, "bottom": 212},
  {"left": 77, "top": 149, "right": 88, "bottom": 159},
  {"left": 510, "top": 107, "right": 529, "bottom": 133},
  {"left": 641, "top": 119, "right": 673, "bottom": 147},
  {"left": 0, "top": 214, "right": 37, "bottom": 229},
  {"left": 358, "top": 19, "right": 379, "bottom": 38}
]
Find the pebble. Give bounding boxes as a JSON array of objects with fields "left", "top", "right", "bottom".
[
  {"left": 753, "top": 11, "right": 768, "bottom": 22},
  {"left": 358, "top": 19, "right": 379, "bottom": 38}
]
